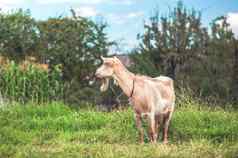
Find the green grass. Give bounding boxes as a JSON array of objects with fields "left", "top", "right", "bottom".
[{"left": 0, "top": 102, "right": 238, "bottom": 158}]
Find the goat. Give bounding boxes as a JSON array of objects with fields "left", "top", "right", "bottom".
[{"left": 95, "top": 56, "right": 175, "bottom": 143}]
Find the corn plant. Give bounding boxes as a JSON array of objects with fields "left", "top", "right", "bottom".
[{"left": 0, "top": 61, "right": 63, "bottom": 103}]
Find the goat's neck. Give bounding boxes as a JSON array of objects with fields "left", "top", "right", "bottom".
[{"left": 113, "top": 65, "right": 135, "bottom": 97}]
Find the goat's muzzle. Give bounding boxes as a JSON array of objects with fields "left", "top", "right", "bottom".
[{"left": 95, "top": 72, "right": 101, "bottom": 79}]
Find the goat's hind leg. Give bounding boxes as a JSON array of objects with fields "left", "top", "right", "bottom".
[
  {"left": 163, "top": 110, "right": 173, "bottom": 144},
  {"left": 148, "top": 113, "right": 157, "bottom": 143},
  {"left": 154, "top": 114, "right": 162, "bottom": 142}
]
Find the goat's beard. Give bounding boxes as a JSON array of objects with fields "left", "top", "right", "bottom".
[{"left": 100, "top": 78, "right": 110, "bottom": 92}]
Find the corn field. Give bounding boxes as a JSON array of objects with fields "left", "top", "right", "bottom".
[{"left": 0, "top": 61, "right": 63, "bottom": 103}]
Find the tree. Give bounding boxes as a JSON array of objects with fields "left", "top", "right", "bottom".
[
  {"left": 132, "top": 1, "right": 238, "bottom": 105},
  {"left": 204, "top": 16, "right": 235, "bottom": 101},
  {"left": 0, "top": 9, "right": 38, "bottom": 61},
  {"left": 37, "top": 10, "right": 112, "bottom": 104},
  {"left": 136, "top": 1, "right": 208, "bottom": 81}
]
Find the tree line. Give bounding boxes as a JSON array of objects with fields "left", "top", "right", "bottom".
[
  {"left": 0, "top": 2, "right": 237, "bottom": 107},
  {"left": 0, "top": 9, "right": 112, "bottom": 105}
]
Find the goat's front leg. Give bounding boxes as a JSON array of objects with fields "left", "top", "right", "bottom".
[
  {"left": 135, "top": 114, "right": 144, "bottom": 144},
  {"left": 148, "top": 113, "right": 156, "bottom": 143}
]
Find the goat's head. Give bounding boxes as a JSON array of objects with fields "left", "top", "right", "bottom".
[{"left": 95, "top": 56, "right": 120, "bottom": 92}]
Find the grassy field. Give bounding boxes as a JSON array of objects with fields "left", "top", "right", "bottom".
[{"left": 0, "top": 102, "right": 238, "bottom": 158}]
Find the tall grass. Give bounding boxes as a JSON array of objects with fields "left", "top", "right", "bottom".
[{"left": 0, "top": 61, "right": 63, "bottom": 103}]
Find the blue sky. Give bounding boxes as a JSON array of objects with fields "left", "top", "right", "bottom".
[{"left": 0, "top": 0, "right": 238, "bottom": 53}]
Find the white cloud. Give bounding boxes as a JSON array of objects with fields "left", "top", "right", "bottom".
[
  {"left": 74, "top": 6, "right": 98, "bottom": 17},
  {"left": 77, "top": 0, "right": 108, "bottom": 4},
  {"left": 110, "top": 0, "right": 135, "bottom": 5},
  {"left": 227, "top": 12, "right": 238, "bottom": 37},
  {"left": 0, "top": 0, "right": 24, "bottom": 5},
  {"left": 35, "top": 0, "right": 138, "bottom": 5},
  {"left": 0, "top": 0, "right": 25, "bottom": 12},
  {"left": 106, "top": 11, "right": 144, "bottom": 25},
  {"left": 107, "top": 13, "right": 126, "bottom": 24},
  {"left": 127, "top": 11, "right": 144, "bottom": 18},
  {"left": 36, "top": 0, "right": 108, "bottom": 5}
]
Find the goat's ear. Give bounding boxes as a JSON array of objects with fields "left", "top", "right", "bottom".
[
  {"left": 100, "top": 56, "right": 105, "bottom": 61},
  {"left": 113, "top": 56, "right": 120, "bottom": 63},
  {"left": 113, "top": 56, "right": 118, "bottom": 60}
]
